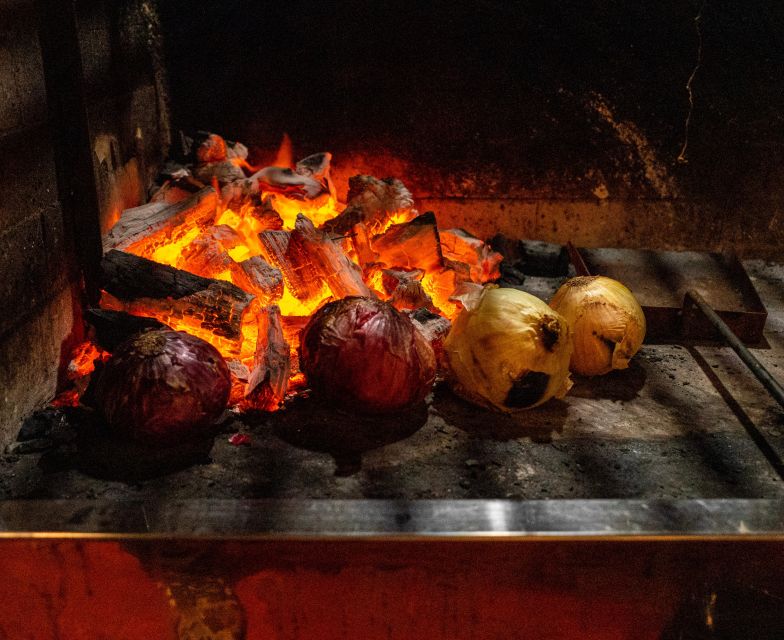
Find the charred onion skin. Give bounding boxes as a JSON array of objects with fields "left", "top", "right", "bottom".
[
  {"left": 96, "top": 329, "right": 231, "bottom": 445},
  {"left": 299, "top": 297, "right": 436, "bottom": 414},
  {"left": 443, "top": 287, "right": 573, "bottom": 412}
]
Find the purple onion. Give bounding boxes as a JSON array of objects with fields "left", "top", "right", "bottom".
[
  {"left": 96, "top": 329, "right": 230, "bottom": 445},
  {"left": 300, "top": 297, "right": 436, "bottom": 414}
]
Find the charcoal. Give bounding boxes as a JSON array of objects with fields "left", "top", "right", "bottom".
[{"left": 86, "top": 308, "right": 169, "bottom": 351}]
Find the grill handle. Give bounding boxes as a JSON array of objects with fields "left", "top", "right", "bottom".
[{"left": 685, "top": 289, "right": 784, "bottom": 409}]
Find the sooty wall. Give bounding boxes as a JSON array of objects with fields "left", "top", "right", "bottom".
[
  {"left": 160, "top": 1, "right": 784, "bottom": 256},
  {"left": 0, "top": 0, "right": 168, "bottom": 441}
]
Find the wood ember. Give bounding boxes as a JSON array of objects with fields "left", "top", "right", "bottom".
[
  {"left": 390, "top": 278, "right": 435, "bottom": 312},
  {"left": 100, "top": 250, "right": 257, "bottom": 357},
  {"left": 85, "top": 308, "right": 169, "bottom": 351},
  {"left": 381, "top": 268, "right": 425, "bottom": 295},
  {"left": 323, "top": 175, "right": 417, "bottom": 236},
  {"left": 226, "top": 140, "right": 249, "bottom": 161},
  {"left": 150, "top": 176, "right": 206, "bottom": 205},
  {"left": 233, "top": 257, "right": 284, "bottom": 304},
  {"left": 225, "top": 359, "right": 251, "bottom": 405},
  {"left": 291, "top": 214, "right": 371, "bottom": 300},
  {"left": 209, "top": 224, "right": 245, "bottom": 252},
  {"left": 190, "top": 131, "right": 247, "bottom": 163},
  {"left": 295, "top": 152, "right": 332, "bottom": 182},
  {"left": 350, "top": 222, "right": 378, "bottom": 268},
  {"left": 256, "top": 166, "right": 324, "bottom": 199},
  {"left": 246, "top": 305, "right": 290, "bottom": 411},
  {"left": 439, "top": 228, "right": 503, "bottom": 283},
  {"left": 260, "top": 215, "right": 371, "bottom": 302},
  {"left": 176, "top": 230, "right": 235, "bottom": 278},
  {"left": 246, "top": 195, "right": 284, "bottom": 231},
  {"left": 406, "top": 308, "right": 452, "bottom": 372},
  {"left": 193, "top": 160, "right": 246, "bottom": 185},
  {"left": 489, "top": 235, "right": 569, "bottom": 277},
  {"left": 258, "top": 229, "right": 322, "bottom": 301},
  {"left": 176, "top": 228, "right": 283, "bottom": 304},
  {"left": 372, "top": 211, "right": 444, "bottom": 273},
  {"left": 195, "top": 133, "right": 228, "bottom": 164},
  {"left": 104, "top": 186, "right": 218, "bottom": 252},
  {"left": 220, "top": 166, "right": 326, "bottom": 209}
]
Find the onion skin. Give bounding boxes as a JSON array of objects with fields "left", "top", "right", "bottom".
[
  {"left": 443, "top": 287, "right": 573, "bottom": 412},
  {"left": 299, "top": 297, "right": 436, "bottom": 414},
  {"left": 96, "top": 330, "right": 231, "bottom": 445},
  {"left": 549, "top": 276, "right": 646, "bottom": 376}
]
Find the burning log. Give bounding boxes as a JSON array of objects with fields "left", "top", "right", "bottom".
[
  {"left": 291, "top": 214, "right": 371, "bottom": 300},
  {"left": 256, "top": 166, "right": 324, "bottom": 200},
  {"left": 350, "top": 222, "right": 378, "bottom": 268},
  {"left": 322, "top": 175, "right": 417, "bottom": 236},
  {"left": 195, "top": 133, "right": 228, "bottom": 164},
  {"left": 100, "top": 250, "right": 257, "bottom": 358},
  {"left": 406, "top": 307, "right": 452, "bottom": 372},
  {"left": 439, "top": 228, "right": 503, "bottom": 283},
  {"left": 258, "top": 229, "right": 323, "bottom": 302},
  {"left": 390, "top": 279, "right": 436, "bottom": 312},
  {"left": 174, "top": 227, "right": 283, "bottom": 304},
  {"left": 193, "top": 160, "right": 246, "bottom": 185},
  {"left": 234, "top": 257, "right": 284, "bottom": 303},
  {"left": 85, "top": 308, "right": 169, "bottom": 351},
  {"left": 260, "top": 215, "right": 371, "bottom": 303},
  {"left": 245, "top": 305, "right": 290, "bottom": 411},
  {"left": 104, "top": 186, "right": 218, "bottom": 253},
  {"left": 381, "top": 268, "right": 425, "bottom": 295},
  {"left": 372, "top": 211, "right": 444, "bottom": 273},
  {"left": 150, "top": 175, "right": 206, "bottom": 205}
]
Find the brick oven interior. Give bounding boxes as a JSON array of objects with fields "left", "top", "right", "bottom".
[{"left": 0, "top": 0, "right": 783, "bottom": 503}]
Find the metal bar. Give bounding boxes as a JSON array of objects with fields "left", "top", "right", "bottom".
[
  {"left": 0, "top": 499, "right": 782, "bottom": 538},
  {"left": 566, "top": 241, "right": 591, "bottom": 276},
  {"left": 685, "top": 289, "right": 784, "bottom": 409}
]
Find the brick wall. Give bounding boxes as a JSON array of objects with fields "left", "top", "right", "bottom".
[
  {"left": 0, "top": 0, "right": 168, "bottom": 443},
  {"left": 0, "top": 1, "right": 81, "bottom": 440}
]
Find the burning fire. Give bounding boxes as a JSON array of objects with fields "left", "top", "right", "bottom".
[{"left": 97, "top": 134, "right": 502, "bottom": 411}]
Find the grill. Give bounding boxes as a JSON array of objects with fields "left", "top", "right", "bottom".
[{"left": 1, "top": 1, "right": 783, "bottom": 637}]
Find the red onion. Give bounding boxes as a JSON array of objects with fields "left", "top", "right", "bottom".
[
  {"left": 96, "top": 329, "right": 231, "bottom": 445},
  {"left": 300, "top": 297, "right": 436, "bottom": 414}
]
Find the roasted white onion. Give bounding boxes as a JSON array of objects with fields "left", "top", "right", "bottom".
[
  {"left": 549, "top": 275, "right": 646, "bottom": 376},
  {"left": 443, "top": 287, "right": 573, "bottom": 412}
]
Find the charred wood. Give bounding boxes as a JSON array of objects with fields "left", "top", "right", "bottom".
[
  {"left": 440, "top": 228, "right": 503, "bottom": 283},
  {"left": 372, "top": 211, "right": 443, "bottom": 273},
  {"left": 85, "top": 308, "right": 169, "bottom": 352},
  {"left": 323, "top": 175, "right": 416, "bottom": 236},
  {"left": 193, "top": 160, "right": 247, "bottom": 185},
  {"left": 291, "top": 214, "right": 371, "bottom": 300},
  {"left": 407, "top": 308, "right": 452, "bottom": 374},
  {"left": 100, "top": 250, "right": 257, "bottom": 356},
  {"left": 104, "top": 186, "right": 218, "bottom": 253},
  {"left": 246, "top": 305, "right": 290, "bottom": 411}
]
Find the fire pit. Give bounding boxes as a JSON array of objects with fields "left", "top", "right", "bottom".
[{"left": 1, "top": 1, "right": 783, "bottom": 637}]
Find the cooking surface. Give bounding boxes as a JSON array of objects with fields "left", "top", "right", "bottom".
[{"left": 2, "top": 260, "right": 782, "bottom": 502}]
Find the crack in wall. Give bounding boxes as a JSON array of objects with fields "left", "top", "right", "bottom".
[{"left": 677, "top": 1, "right": 707, "bottom": 164}]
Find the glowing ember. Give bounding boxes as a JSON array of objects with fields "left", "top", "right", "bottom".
[
  {"left": 67, "top": 341, "right": 109, "bottom": 380},
  {"left": 101, "top": 138, "right": 500, "bottom": 412}
]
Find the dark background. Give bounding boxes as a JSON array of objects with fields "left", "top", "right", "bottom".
[{"left": 159, "top": 1, "right": 784, "bottom": 205}]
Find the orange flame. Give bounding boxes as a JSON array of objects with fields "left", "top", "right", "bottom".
[{"left": 102, "top": 139, "right": 480, "bottom": 411}]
